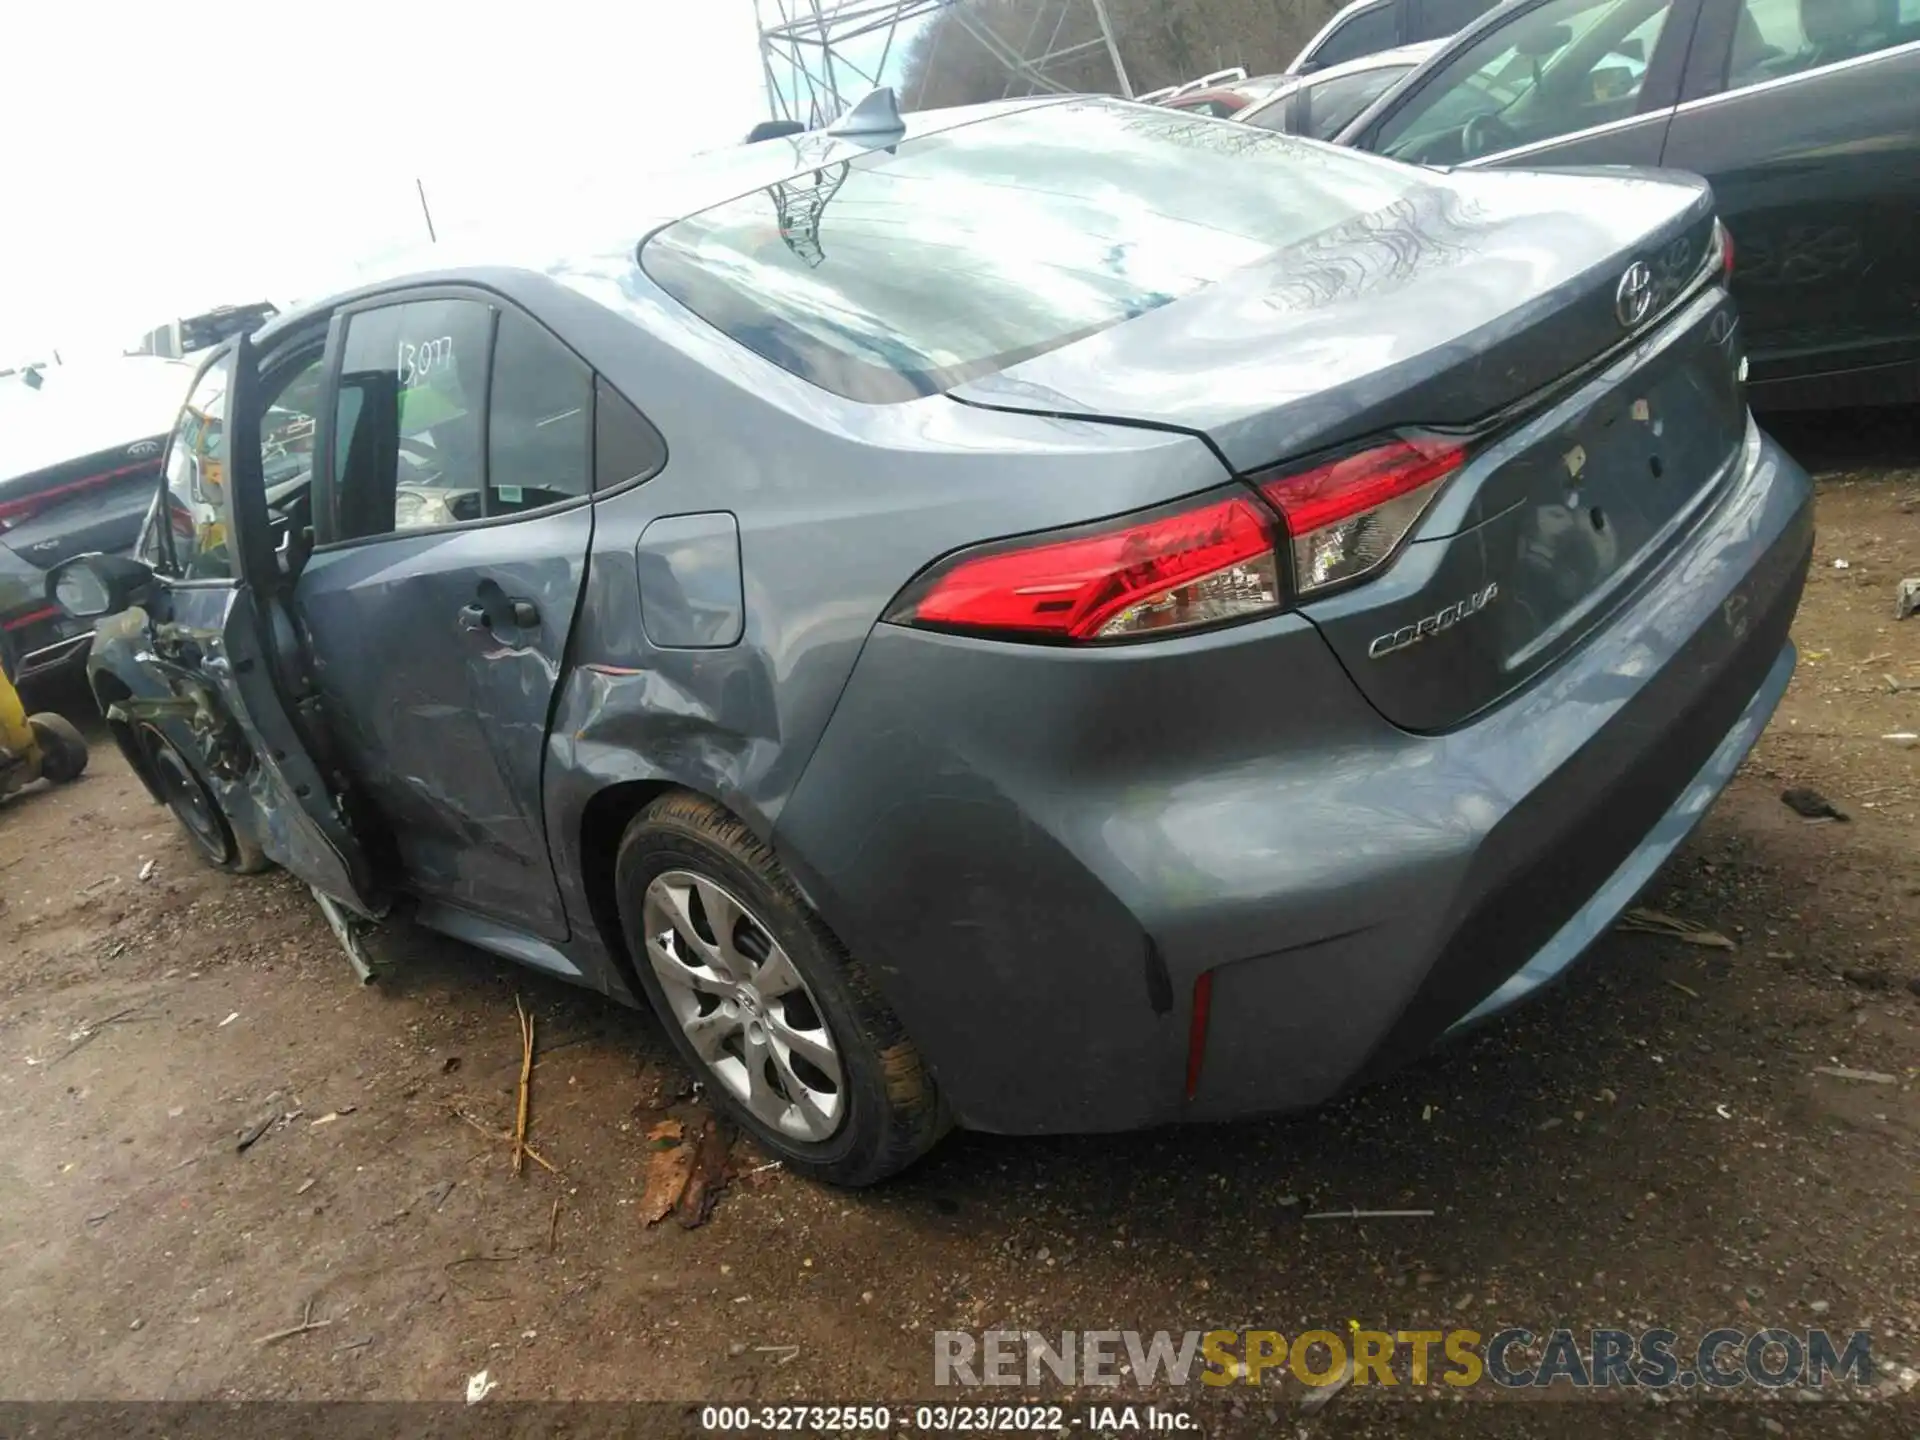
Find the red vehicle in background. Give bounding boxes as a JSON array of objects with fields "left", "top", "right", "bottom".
[{"left": 1138, "top": 67, "right": 1294, "bottom": 116}]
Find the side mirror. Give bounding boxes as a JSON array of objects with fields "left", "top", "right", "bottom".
[{"left": 46, "top": 553, "right": 155, "bottom": 620}]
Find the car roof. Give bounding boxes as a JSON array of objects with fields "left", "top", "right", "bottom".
[{"left": 257, "top": 96, "right": 1071, "bottom": 345}]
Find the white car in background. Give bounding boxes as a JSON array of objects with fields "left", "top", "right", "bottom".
[{"left": 1237, "top": 41, "right": 1447, "bottom": 138}]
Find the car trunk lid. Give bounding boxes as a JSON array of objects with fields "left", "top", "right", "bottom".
[
  {"left": 1297, "top": 280, "right": 1749, "bottom": 731},
  {"left": 950, "top": 168, "right": 1718, "bottom": 467},
  {"left": 952, "top": 167, "right": 1741, "bottom": 731},
  {"left": 0, "top": 443, "right": 162, "bottom": 570}
]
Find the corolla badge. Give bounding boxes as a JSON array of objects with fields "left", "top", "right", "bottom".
[
  {"left": 1368, "top": 582, "right": 1499, "bottom": 660},
  {"left": 1615, "top": 261, "right": 1655, "bottom": 329},
  {"left": 126, "top": 439, "right": 161, "bottom": 458}
]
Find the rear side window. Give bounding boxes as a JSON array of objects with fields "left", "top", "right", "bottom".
[
  {"left": 1418, "top": 0, "right": 1498, "bottom": 35},
  {"left": 642, "top": 99, "right": 1420, "bottom": 403},
  {"left": 1311, "top": 4, "right": 1402, "bottom": 65},
  {"left": 1725, "top": 0, "right": 1918, "bottom": 89},
  {"left": 487, "top": 311, "right": 591, "bottom": 515}
]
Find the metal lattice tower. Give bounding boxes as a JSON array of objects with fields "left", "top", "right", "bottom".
[
  {"left": 755, "top": 0, "right": 1133, "bottom": 128},
  {"left": 770, "top": 158, "right": 850, "bottom": 267}
]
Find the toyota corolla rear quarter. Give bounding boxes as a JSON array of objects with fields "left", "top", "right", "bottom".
[{"left": 630, "top": 100, "right": 1814, "bottom": 1138}]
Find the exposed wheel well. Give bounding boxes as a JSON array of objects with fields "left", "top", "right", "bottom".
[
  {"left": 576, "top": 778, "right": 680, "bottom": 989},
  {"left": 90, "top": 673, "right": 167, "bottom": 804}
]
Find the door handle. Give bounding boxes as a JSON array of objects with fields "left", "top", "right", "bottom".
[{"left": 458, "top": 603, "right": 489, "bottom": 632}]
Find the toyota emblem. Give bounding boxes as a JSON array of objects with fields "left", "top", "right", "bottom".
[{"left": 1615, "top": 262, "right": 1655, "bottom": 329}]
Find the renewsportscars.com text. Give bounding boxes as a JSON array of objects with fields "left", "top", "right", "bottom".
[{"left": 934, "top": 1327, "right": 1875, "bottom": 1391}]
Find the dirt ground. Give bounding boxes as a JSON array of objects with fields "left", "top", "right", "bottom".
[{"left": 0, "top": 411, "right": 1915, "bottom": 1429}]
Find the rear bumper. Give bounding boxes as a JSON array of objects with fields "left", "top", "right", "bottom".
[
  {"left": 15, "top": 629, "right": 94, "bottom": 683},
  {"left": 775, "top": 422, "right": 1813, "bottom": 1135}
]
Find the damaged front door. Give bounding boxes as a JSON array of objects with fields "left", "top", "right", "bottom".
[{"left": 143, "top": 333, "right": 386, "bottom": 921}]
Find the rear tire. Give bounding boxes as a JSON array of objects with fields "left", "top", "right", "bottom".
[
  {"left": 136, "top": 723, "right": 269, "bottom": 875},
  {"left": 28, "top": 714, "right": 87, "bottom": 784},
  {"left": 615, "top": 791, "right": 949, "bottom": 1186}
]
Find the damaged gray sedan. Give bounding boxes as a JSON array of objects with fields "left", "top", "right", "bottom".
[{"left": 55, "top": 93, "right": 1811, "bottom": 1184}]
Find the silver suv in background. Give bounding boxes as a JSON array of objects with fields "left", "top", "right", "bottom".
[{"left": 1291, "top": 0, "right": 1503, "bottom": 70}]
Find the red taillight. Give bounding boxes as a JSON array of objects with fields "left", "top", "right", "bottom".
[
  {"left": 3, "top": 605, "right": 61, "bottom": 632},
  {"left": 890, "top": 438, "right": 1469, "bottom": 644},
  {"left": 0, "top": 460, "right": 151, "bottom": 530},
  {"left": 1716, "top": 219, "right": 1735, "bottom": 281},
  {"left": 1256, "top": 435, "right": 1465, "bottom": 594},
  {"left": 892, "top": 492, "right": 1281, "bottom": 642}
]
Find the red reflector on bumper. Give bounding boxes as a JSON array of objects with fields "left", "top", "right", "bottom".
[
  {"left": 3, "top": 605, "right": 61, "bottom": 632},
  {"left": 1185, "top": 970, "right": 1214, "bottom": 1101}
]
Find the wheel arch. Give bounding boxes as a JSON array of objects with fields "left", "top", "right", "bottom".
[
  {"left": 89, "top": 669, "right": 168, "bottom": 806},
  {"left": 574, "top": 777, "right": 684, "bottom": 998}
]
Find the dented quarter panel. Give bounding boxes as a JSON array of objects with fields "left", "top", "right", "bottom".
[{"left": 497, "top": 262, "right": 1235, "bottom": 970}]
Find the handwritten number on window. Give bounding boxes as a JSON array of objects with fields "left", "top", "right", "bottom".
[{"left": 397, "top": 335, "right": 456, "bottom": 388}]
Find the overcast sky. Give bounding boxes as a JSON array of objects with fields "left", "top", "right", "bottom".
[{"left": 1, "top": 0, "right": 780, "bottom": 362}]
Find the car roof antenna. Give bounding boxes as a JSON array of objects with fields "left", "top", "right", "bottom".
[{"left": 826, "top": 86, "right": 906, "bottom": 142}]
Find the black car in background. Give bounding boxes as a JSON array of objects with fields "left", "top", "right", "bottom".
[
  {"left": 1334, "top": 0, "right": 1920, "bottom": 409},
  {"left": 0, "top": 358, "right": 196, "bottom": 685}
]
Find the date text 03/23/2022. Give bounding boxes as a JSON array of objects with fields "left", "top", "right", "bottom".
[{"left": 699, "top": 1404, "right": 1195, "bottom": 1432}]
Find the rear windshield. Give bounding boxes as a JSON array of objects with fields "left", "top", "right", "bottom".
[{"left": 640, "top": 99, "right": 1419, "bottom": 403}]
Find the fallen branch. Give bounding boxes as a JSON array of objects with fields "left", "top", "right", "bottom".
[
  {"left": 452, "top": 1107, "right": 558, "bottom": 1175},
  {"left": 46, "top": 1006, "right": 144, "bottom": 1067},
  {"left": 513, "top": 996, "right": 534, "bottom": 1179},
  {"left": 1813, "top": 1066, "right": 1897, "bottom": 1085},
  {"left": 256, "top": 1299, "right": 332, "bottom": 1346},
  {"left": 1617, "top": 907, "right": 1735, "bottom": 949}
]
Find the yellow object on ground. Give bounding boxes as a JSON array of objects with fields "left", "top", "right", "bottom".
[
  {"left": 0, "top": 652, "right": 89, "bottom": 798},
  {"left": 0, "top": 653, "right": 34, "bottom": 766}
]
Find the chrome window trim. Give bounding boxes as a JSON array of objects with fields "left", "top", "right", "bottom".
[
  {"left": 1671, "top": 33, "right": 1920, "bottom": 114},
  {"left": 1457, "top": 106, "right": 1675, "bottom": 165}
]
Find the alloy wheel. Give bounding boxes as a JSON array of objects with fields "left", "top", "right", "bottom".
[{"left": 641, "top": 869, "right": 846, "bottom": 1142}]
